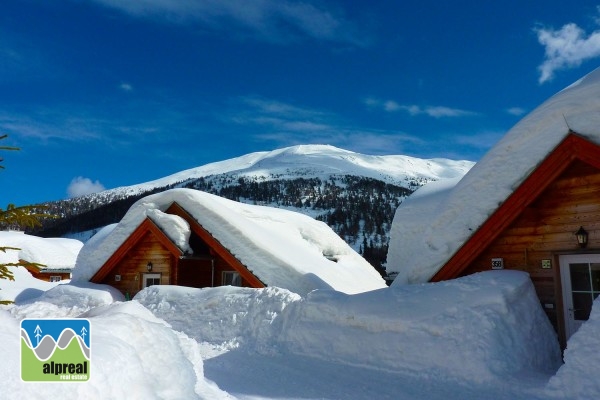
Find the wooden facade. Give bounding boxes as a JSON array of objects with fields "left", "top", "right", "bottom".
[
  {"left": 90, "top": 202, "right": 265, "bottom": 298},
  {"left": 25, "top": 264, "right": 71, "bottom": 282},
  {"left": 431, "top": 133, "right": 600, "bottom": 348}
]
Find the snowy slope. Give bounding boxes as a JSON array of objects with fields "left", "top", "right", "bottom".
[
  {"left": 388, "top": 66, "right": 600, "bottom": 284},
  {"left": 86, "top": 144, "right": 474, "bottom": 200}
]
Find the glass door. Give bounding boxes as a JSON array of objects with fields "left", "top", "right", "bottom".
[{"left": 559, "top": 254, "right": 600, "bottom": 340}]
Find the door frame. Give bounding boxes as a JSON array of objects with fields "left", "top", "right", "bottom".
[
  {"left": 142, "top": 272, "right": 161, "bottom": 289},
  {"left": 558, "top": 253, "right": 600, "bottom": 341}
]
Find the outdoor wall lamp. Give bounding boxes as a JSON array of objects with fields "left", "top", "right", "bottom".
[
  {"left": 575, "top": 226, "right": 588, "bottom": 248},
  {"left": 147, "top": 262, "right": 153, "bottom": 272}
]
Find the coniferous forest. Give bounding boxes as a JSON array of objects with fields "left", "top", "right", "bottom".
[{"left": 32, "top": 173, "right": 419, "bottom": 277}]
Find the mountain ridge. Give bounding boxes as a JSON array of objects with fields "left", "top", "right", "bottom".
[{"left": 87, "top": 144, "right": 474, "bottom": 201}]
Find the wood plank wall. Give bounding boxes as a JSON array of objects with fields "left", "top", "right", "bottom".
[
  {"left": 463, "top": 160, "right": 600, "bottom": 344},
  {"left": 100, "top": 231, "right": 175, "bottom": 298}
]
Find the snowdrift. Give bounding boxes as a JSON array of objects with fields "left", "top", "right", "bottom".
[
  {"left": 546, "top": 296, "right": 600, "bottom": 398},
  {"left": 277, "top": 270, "right": 561, "bottom": 382},
  {"left": 137, "top": 270, "right": 561, "bottom": 384}
]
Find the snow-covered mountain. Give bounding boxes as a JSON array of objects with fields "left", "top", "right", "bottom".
[
  {"left": 35, "top": 144, "right": 474, "bottom": 273},
  {"left": 91, "top": 144, "right": 473, "bottom": 200}
]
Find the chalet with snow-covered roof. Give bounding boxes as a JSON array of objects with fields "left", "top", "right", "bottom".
[
  {"left": 387, "top": 67, "right": 600, "bottom": 349},
  {"left": 74, "top": 188, "right": 386, "bottom": 298},
  {"left": 0, "top": 231, "right": 82, "bottom": 282}
]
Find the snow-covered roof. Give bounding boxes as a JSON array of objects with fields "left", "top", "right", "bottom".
[
  {"left": 0, "top": 231, "right": 83, "bottom": 271},
  {"left": 388, "top": 66, "right": 600, "bottom": 285},
  {"left": 73, "top": 188, "right": 387, "bottom": 295}
]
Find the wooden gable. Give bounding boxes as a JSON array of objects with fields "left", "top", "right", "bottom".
[
  {"left": 90, "top": 218, "right": 183, "bottom": 296},
  {"left": 89, "top": 202, "right": 265, "bottom": 298},
  {"left": 432, "top": 132, "right": 600, "bottom": 282}
]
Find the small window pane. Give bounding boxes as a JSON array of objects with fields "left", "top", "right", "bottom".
[
  {"left": 223, "top": 272, "right": 241, "bottom": 287},
  {"left": 572, "top": 292, "right": 593, "bottom": 321},
  {"left": 570, "top": 263, "right": 591, "bottom": 291}
]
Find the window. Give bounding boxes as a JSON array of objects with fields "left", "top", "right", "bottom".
[
  {"left": 222, "top": 271, "right": 242, "bottom": 286},
  {"left": 49, "top": 276, "right": 62, "bottom": 282},
  {"left": 143, "top": 273, "right": 161, "bottom": 288}
]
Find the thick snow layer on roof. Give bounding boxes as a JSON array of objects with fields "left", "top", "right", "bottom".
[
  {"left": 0, "top": 231, "right": 82, "bottom": 270},
  {"left": 388, "top": 67, "right": 600, "bottom": 284},
  {"left": 73, "top": 188, "right": 386, "bottom": 295}
]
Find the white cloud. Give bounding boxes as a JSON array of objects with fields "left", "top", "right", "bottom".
[
  {"left": 67, "top": 176, "right": 106, "bottom": 198},
  {"left": 536, "top": 16, "right": 600, "bottom": 83},
  {"left": 506, "top": 107, "right": 526, "bottom": 116},
  {"left": 364, "top": 98, "right": 477, "bottom": 118},
  {"left": 89, "top": 0, "right": 366, "bottom": 45},
  {"left": 119, "top": 83, "right": 133, "bottom": 92}
]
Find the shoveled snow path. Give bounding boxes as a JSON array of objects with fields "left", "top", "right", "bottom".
[{"left": 201, "top": 346, "right": 552, "bottom": 400}]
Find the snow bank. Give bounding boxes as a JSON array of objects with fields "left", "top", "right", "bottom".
[
  {"left": 0, "top": 266, "right": 63, "bottom": 302},
  {"left": 135, "top": 285, "right": 301, "bottom": 351},
  {"left": 74, "top": 188, "right": 386, "bottom": 295},
  {"left": 388, "top": 67, "right": 600, "bottom": 283},
  {"left": 138, "top": 271, "right": 561, "bottom": 385},
  {"left": 546, "top": 296, "right": 600, "bottom": 399},
  {"left": 0, "top": 301, "right": 231, "bottom": 400},
  {"left": 10, "top": 282, "right": 124, "bottom": 319},
  {"left": 276, "top": 271, "right": 561, "bottom": 383}
]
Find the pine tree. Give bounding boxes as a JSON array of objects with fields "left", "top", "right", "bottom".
[{"left": 0, "top": 135, "right": 49, "bottom": 304}]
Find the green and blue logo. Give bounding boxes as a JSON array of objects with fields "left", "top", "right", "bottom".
[{"left": 20, "top": 319, "right": 90, "bottom": 382}]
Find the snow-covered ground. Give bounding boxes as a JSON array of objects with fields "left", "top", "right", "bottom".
[{"left": 1, "top": 260, "right": 598, "bottom": 399}]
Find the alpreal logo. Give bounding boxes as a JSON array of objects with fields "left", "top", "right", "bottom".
[{"left": 20, "top": 319, "right": 90, "bottom": 382}]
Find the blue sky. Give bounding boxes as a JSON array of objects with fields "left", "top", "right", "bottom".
[{"left": 3, "top": 1, "right": 600, "bottom": 206}]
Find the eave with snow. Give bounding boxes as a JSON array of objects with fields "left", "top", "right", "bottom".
[
  {"left": 387, "top": 67, "right": 600, "bottom": 349},
  {"left": 75, "top": 188, "right": 386, "bottom": 297}
]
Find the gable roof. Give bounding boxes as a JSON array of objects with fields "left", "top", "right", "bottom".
[
  {"left": 387, "top": 67, "right": 600, "bottom": 285},
  {"left": 90, "top": 217, "right": 185, "bottom": 282},
  {"left": 74, "top": 188, "right": 387, "bottom": 295}
]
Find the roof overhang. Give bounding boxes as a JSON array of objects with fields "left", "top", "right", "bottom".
[{"left": 431, "top": 132, "right": 600, "bottom": 281}]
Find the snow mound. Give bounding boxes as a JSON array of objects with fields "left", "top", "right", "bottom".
[
  {"left": 1, "top": 301, "right": 231, "bottom": 400},
  {"left": 546, "top": 296, "right": 600, "bottom": 399},
  {"left": 137, "top": 271, "right": 561, "bottom": 385},
  {"left": 135, "top": 285, "right": 301, "bottom": 351},
  {"left": 276, "top": 271, "right": 561, "bottom": 383},
  {"left": 10, "top": 282, "right": 124, "bottom": 319},
  {"left": 0, "top": 266, "right": 64, "bottom": 302}
]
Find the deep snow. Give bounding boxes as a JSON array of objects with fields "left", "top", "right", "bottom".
[{"left": 1, "top": 255, "right": 597, "bottom": 399}]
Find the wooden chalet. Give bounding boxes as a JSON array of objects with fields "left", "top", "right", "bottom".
[
  {"left": 24, "top": 263, "right": 71, "bottom": 282},
  {"left": 90, "top": 203, "right": 265, "bottom": 299},
  {"left": 429, "top": 132, "right": 600, "bottom": 348}
]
